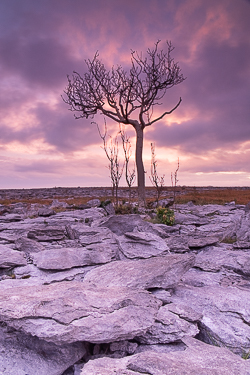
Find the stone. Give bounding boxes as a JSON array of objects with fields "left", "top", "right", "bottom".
[
  {"left": 50, "top": 199, "right": 69, "bottom": 209},
  {"left": 98, "top": 214, "right": 159, "bottom": 236},
  {"left": 233, "top": 240, "right": 250, "bottom": 249},
  {"left": 0, "top": 244, "right": 27, "bottom": 268},
  {"left": 27, "top": 226, "right": 66, "bottom": 241},
  {"left": 32, "top": 245, "right": 116, "bottom": 270},
  {"left": 86, "top": 199, "right": 101, "bottom": 207},
  {"left": 117, "top": 231, "right": 170, "bottom": 259},
  {"left": 83, "top": 253, "right": 195, "bottom": 289},
  {"left": 150, "top": 289, "right": 172, "bottom": 304},
  {"left": 38, "top": 208, "right": 56, "bottom": 217},
  {"left": 135, "top": 305, "right": 199, "bottom": 344},
  {"left": 171, "top": 285, "right": 250, "bottom": 356},
  {"left": 110, "top": 340, "right": 138, "bottom": 355},
  {"left": 0, "top": 324, "right": 86, "bottom": 375},
  {"left": 103, "top": 202, "right": 115, "bottom": 215},
  {"left": 15, "top": 236, "right": 45, "bottom": 253},
  {"left": 0, "top": 214, "right": 22, "bottom": 222},
  {"left": 80, "top": 337, "right": 250, "bottom": 374},
  {"left": 13, "top": 263, "right": 95, "bottom": 284},
  {"left": 0, "top": 281, "right": 161, "bottom": 345},
  {"left": 188, "top": 236, "right": 219, "bottom": 248},
  {"left": 194, "top": 245, "right": 250, "bottom": 276},
  {"left": 166, "top": 235, "right": 189, "bottom": 253}
]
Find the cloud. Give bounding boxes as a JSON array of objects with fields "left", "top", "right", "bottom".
[{"left": 0, "top": 0, "right": 250, "bottom": 188}]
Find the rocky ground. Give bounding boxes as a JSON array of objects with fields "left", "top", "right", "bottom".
[{"left": 0, "top": 194, "right": 250, "bottom": 374}]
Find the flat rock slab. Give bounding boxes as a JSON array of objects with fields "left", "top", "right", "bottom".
[
  {"left": 98, "top": 214, "right": 160, "bottom": 236},
  {"left": 171, "top": 285, "right": 250, "bottom": 355},
  {"left": 117, "top": 231, "right": 170, "bottom": 259},
  {"left": 194, "top": 245, "right": 250, "bottom": 276},
  {"left": 188, "top": 236, "right": 219, "bottom": 248},
  {"left": 136, "top": 304, "right": 199, "bottom": 344},
  {"left": 83, "top": 253, "right": 195, "bottom": 289},
  {"left": 0, "top": 325, "right": 86, "bottom": 375},
  {"left": 0, "top": 244, "right": 27, "bottom": 268},
  {"left": 32, "top": 244, "right": 116, "bottom": 270},
  {"left": 0, "top": 281, "right": 161, "bottom": 345},
  {"left": 27, "top": 226, "right": 66, "bottom": 241},
  {"left": 80, "top": 337, "right": 250, "bottom": 375},
  {"left": 15, "top": 237, "right": 45, "bottom": 253}
]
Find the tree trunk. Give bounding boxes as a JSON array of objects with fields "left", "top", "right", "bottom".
[{"left": 135, "top": 125, "right": 145, "bottom": 207}]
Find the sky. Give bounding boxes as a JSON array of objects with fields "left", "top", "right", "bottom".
[{"left": 0, "top": 0, "right": 250, "bottom": 189}]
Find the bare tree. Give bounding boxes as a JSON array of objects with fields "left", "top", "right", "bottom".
[
  {"left": 149, "top": 142, "right": 165, "bottom": 205},
  {"left": 119, "top": 124, "right": 135, "bottom": 204},
  {"left": 63, "top": 40, "right": 185, "bottom": 206},
  {"left": 171, "top": 158, "right": 180, "bottom": 205},
  {"left": 95, "top": 120, "right": 124, "bottom": 206}
]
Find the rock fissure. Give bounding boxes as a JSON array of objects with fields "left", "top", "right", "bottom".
[{"left": 0, "top": 197, "right": 250, "bottom": 374}]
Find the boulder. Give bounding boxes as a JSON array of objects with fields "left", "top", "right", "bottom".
[
  {"left": 0, "top": 244, "right": 27, "bottom": 268},
  {"left": 194, "top": 245, "right": 250, "bottom": 276},
  {"left": 80, "top": 337, "right": 250, "bottom": 374},
  {"left": 15, "top": 237, "right": 45, "bottom": 253},
  {"left": 117, "top": 231, "right": 170, "bottom": 259},
  {"left": 166, "top": 235, "right": 189, "bottom": 253},
  {"left": 136, "top": 304, "right": 199, "bottom": 344},
  {"left": 86, "top": 199, "right": 101, "bottom": 207},
  {"left": 27, "top": 226, "right": 66, "bottom": 241},
  {"left": 0, "top": 281, "right": 161, "bottom": 345},
  {"left": 83, "top": 253, "right": 195, "bottom": 289},
  {"left": 188, "top": 236, "right": 219, "bottom": 248},
  {"left": 98, "top": 214, "right": 158, "bottom": 236},
  {"left": 0, "top": 324, "right": 86, "bottom": 375},
  {"left": 171, "top": 285, "right": 250, "bottom": 356},
  {"left": 38, "top": 208, "right": 56, "bottom": 217},
  {"left": 32, "top": 245, "right": 116, "bottom": 270}
]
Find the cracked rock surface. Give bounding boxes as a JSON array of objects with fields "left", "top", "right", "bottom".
[{"left": 0, "top": 195, "right": 250, "bottom": 374}]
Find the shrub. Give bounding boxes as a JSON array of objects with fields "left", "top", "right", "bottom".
[{"left": 156, "top": 206, "right": 175, "bottom": 226}]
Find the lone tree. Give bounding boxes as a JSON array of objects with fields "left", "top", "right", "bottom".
[{"left": 63, "top": 40, "right": 185, "bottom": 206}]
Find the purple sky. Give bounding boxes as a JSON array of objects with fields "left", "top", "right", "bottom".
[{"left": 0, "top": 0, "right": 250, "bottom": 188}]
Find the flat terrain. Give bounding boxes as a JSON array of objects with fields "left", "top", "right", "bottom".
[{"left": 0, "top": 186, "right": 250, "bottom": 206}]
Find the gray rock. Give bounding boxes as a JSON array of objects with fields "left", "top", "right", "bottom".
[
  {"left": 27, "top": 226, "right": 66, "bottom": 241},
  {"left": 15, "top": 237, "right": 45, "bottom": 253},
  {"left": 99, "top": 214, "right": 158, "bottom": 236},
  {"left": 136, "top": 305, "right": 199, "bottom": 344},
  {"left": 233, "top": 240, "right": 250, "bottom": 249},
  {"left": 117, "top": 231, "right": 170, "bottom": 259},
  {"left": 194, "top": 245, "right": 250, "bottom": 275},
  {"left": 103, "top": 202, "right": 116, "bottom": 215},
  {"left": 174, "top": 212, "right": 209, "bottom": 226},
  {"left": 32, "top": 245, "right": 116, "bottom": 270},
  {"left": 0, "top": 281, "right": 161, "bottom": 345},
  {"left": 171, "top": 285, "right": 250, "bottom": 355},
  {"left": 110, "top": 340, "right": 138, "bottom": 355},
  {"left": 13, "top": 263, "right": 95, "bottom": 284},
  {"left": 86, "top": 199, "right": 101, "bottom": 207},
  {"left": 38, "top": 207, "right": 56, "bottom": 217},
  {"left": 50, "top": 199, "right": 69, "bottom": 209},
  {"left": 188, "top": 236, "right": 219, "bottom": 248},
  {"left": 150, "top": 289, "right": 172, "bottom": 304},
  {"left": 0, "top": 244, "right": 27, "bottom": 268},
  {"left": 166, "top": 235, "right": 189, "bottom": 253},
  {"left": 134, "top": 342, "right": 186, "bottom": 354},
  {"left": 80, "top": 337, "right": 250, "bottom": 374},
  {"left": 0, "top": 214, "right": 22, "bottom": 222},
  {"left": 244, "top": 201, "right": 250, "bottom": 212},
  {"left": 83, "top": 254, "right": 195, "bottom": 289},
  {"left": 0, "top": 324, "right": 86, "bottom": 375}
]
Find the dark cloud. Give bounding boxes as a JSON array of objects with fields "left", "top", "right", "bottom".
[
  {"left": 0, "top": 33, "right": 82, "bottom": 88},
  {"left": 0, "top": 0, "right": 250, "bottom": 187}
]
